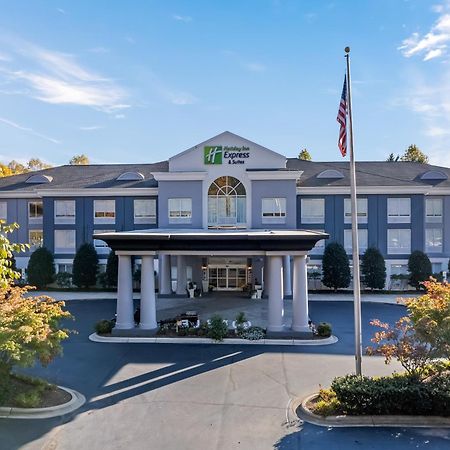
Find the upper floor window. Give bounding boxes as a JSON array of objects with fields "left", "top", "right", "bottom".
[
  {"left": 387, "top": 228, "right": 411, "bottom": 254},
  {"left": 0, "top": 201, "right": 6, "bottom": 221},
  {"left": 387, "top": 198, "right": 410, "bottom": 223},
  {"left": 134, "top": 199, "right": 156, "bottom": 224},
  {"left": 262, "top": 198, "right": 286, "bottom": 224},
  {"left": 425, "top": 198, "right": 443, "bottom": 223},
  {"left": 301, "top": 198, "right": 324, "bottom": 224},
  {"left": 55, "top": 200, "right": 76, "bottom": 224},
  {"left": 28, "top": 201, "right": 43, "bottom": 224},
  {"left": 344, "top": 228, "right": 368, "bottom": 254},
  {"left": 94, "top": 200, "right": 115, "bottom": 224},
  {"left": 425, "top": 228, "right": 443, "bottom": 253},
  {"left": 208, "top": 176, "right": 246, "bottom": 228},
  {"left": 169, "top": 198, "right": 192, "bottom": 224},
  {"left": 54, "top": 229, "right": 76, "bottom": 253},
  {"left": 29, "top": 229, "right": 43, "bottom": 250},
  {"left": 344, "top": 198, "right": 368, "bottom": 224}
]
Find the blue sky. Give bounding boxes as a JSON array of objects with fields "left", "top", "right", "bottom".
[{"left": 0, "top": 0, "right": 448, "bottom": 166}]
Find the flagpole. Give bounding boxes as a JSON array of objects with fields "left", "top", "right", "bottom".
[{"left": 345, "top": 46, "right": 362, "bottom": 376}]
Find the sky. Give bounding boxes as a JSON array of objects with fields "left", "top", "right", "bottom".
[{"left": 0, "top": 0, "right": 449, "bottom": 166}]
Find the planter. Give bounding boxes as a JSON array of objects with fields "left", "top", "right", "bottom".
[{"left": 232, "top": 320, "right": 252, "bottom": 330}]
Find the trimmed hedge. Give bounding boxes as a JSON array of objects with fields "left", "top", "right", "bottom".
[{"left": 331, "top": 374, "right": 450, "bottom": 416}]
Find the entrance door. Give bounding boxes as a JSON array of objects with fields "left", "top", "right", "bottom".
[{"left": 208, "top": 265, "right": 247, "bottom": 291}]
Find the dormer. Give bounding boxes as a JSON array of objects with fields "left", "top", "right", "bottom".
[
  {"left": 116, "top": 171, "right": 145, "bottom": 181},
  {"left": 25, "top": 174, "right": 53, "bottom": 184},
  {"left": 420, "top": 170, "right": 448, "bottom": 181},
  {"left": 316, "top": 169, "right": 345, "bottom": 179}
]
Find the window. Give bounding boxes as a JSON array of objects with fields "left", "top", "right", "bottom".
[
  {"left": 54, "top": 230, "right": 76, "bottom": 253},
  {"left": 54, "top": 200, "right": 76, "bottom": 224},
  {"left": 58, "top": 263, "right": 73, "bottom": 274},
  {"left": 388, "top": 198, "right": 411, "bottom": 223},
  {"left": 94, "top": 200, "right": 115, "bottom": 224},
  {"left": 387, "top": 229, "right": 411, "bottom": 254},
  {"left": 344, "top": 198, "right": 368, "bottom": 224},
  {"left": 432, "top": 262, "right": 442, "bottom": 274},
  {"left": 344, "top": 229, "right": 368, "bottom": 254},
  {"left": 28, "top": 201, "right": 43, "bottom": 224},
  {"left": 169, "top": 198, "right": 192, "bottom": 224},
  {"left": 426, "top": 198, "right": 443, "bottom": 223},
  {"left": 262, "top": 198, "right": 286, "bottom": 224},
  {"left": 425, "top": 228, "right": 443, "bottom": 253},
  {"left": 391, "top": 264, "right": 408, "bottom": 276},
  {"left": 0, "top": 201, "right": 6, "bottom": 221},
  {"left": 301, "top": 198, "right": 325, "bottom": 224},
  {"left": 134, "top": 199, "right": 156, "bottom": 224},
  {"left": 93, "top": 230, "right": 113, "bottom": 253},
  {"left": 310, "top": 230, "right": 326, "bottom": 254},
  {"left": 208, "top": 176, "right": 246, "bottom": 228},
  {"left": 29, "top": 230, "right": 43, "bottom": 249}
]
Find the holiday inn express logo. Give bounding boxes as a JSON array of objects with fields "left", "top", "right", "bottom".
[
  {"left": 204, "top": 145, "right": 250, "bottom": 165},
  {"left": 204, "top": 146, "right": 223, "bottom": 164}
]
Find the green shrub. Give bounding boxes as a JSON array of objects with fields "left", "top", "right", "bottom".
[
  {"left": 95, "top": 319, "right": 114, "bottom": 334},
  {"left": 317, "top": 322, "right": 332, "bottom": 337},
  {"left": 322, "top": 242, "right": 351, "bottom": 291},
  {"left": 15, "top": 390, "right": 41, "bottom": 408},
  {"left": 55, "top": 272, "right": 72, "bottom": 288},
  {"left": 239, "top": 326, "right": 265, "bottom": 340},
  {"left": 361, "top": 247, "right": 386, "bottom": 290},
  {"left": 408, "top": 250, "right": 432, "bottom": 290},
  {"left": 312, "top": 388, "right": 341, "bottom": 416},
  {"left": 97, "top": 272, "right": 108, "bottom": 289},
  {"left": 207, "top": 315, "right": 228, "bottom": 342},
  {"left": 72, "top": 243, "right": 99, "bottom": 288},
  {"left": 27, "top": 247, "right": 55, "bottom": 289},
  {"left": 105, "top": 251, "right": 118, "bottom": 287}
]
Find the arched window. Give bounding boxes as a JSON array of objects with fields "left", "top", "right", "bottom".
[{"left": 208, "top": 176, "right": 246, "bottom": 228}]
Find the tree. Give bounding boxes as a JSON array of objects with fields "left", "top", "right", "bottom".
[
  {"left": 386, "top": 153, "right": 400, "bottom": 162},
  {"left": 0, "top": 286, "right": 72, "bottom": 399},
  {"left": 408, "top": 250, "right": 432, "bottom": 290},
  {"left": 72, "top": 243, "right": 98, "bottom": 288},
  {"left": 69, "top": 154, "right": 90, "bottom": 165},
  {"left": 105, "top": 251, "right": 118, "bottom": 287},
  {"left": 27, "top": 158, "right": 52, "bottom": 171},
  {"left": 322, "top": 242, "right": 351, "bottom": 291},
  {"left": 401, "top": 144, "right": 429, "bottom": 164},
  {"left": 298, "top": 149, "right": 312, "bottom": 161},
  {"left": 361, "top": 247, "right": 386, "bottom": 290},
  {"left": 27, "top": 247, "right": 55, "bottom": 289},
  {"left": 405, "top": 279, "right": 450, "bottom": 360},
  {"left": 7, "top": 160, "right": 28, "bottom": 175},
  {"left": 0, "top": 222, "right": 28, "bottom": 288}
]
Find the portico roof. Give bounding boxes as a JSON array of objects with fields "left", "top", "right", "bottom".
[{"left": 94, "top": 228, "right": 328, "bottom": 253}]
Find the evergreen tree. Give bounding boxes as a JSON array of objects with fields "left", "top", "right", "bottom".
[
  {"left": 361, "top": 247, "right": 386, "bottom": 290},
  {"left": 408, "top": 250, "right": 432, "bottom": 290},
  {"left": 105, "top": 251, "right": 118, "bottom": 287},
  {"left": 27, "top": 247, "right": 55, "bottom": 289},
  {"left": 298, "top": 149, "right": 312, "bottom": 161},
  {"left": 386, "top": 153, "right": 400, "bottom": 162},
  {"left": 322, "top": 242, "right": 351, "bottom": 291},
  {"left": 72, "top": 243, "right": 99, "bottom": 288}
]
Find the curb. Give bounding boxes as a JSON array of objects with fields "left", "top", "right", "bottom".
[
  {"left": 0, "top": 386, "right": 86, "bottom": 419},
  {"left": 89, "top": 333, "right": 338, "bottom": 346},
  {"left": 294, "top": 393, "right": 450, "bottom": 428}
]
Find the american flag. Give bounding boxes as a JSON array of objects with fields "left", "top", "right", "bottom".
[{"left": 336, "top": 75, "right": 347, "bottom": 157}]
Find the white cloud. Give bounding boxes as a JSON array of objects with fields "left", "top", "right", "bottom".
[
  {"left": 79, "top": 125, "right": 103, "bottom": 131},
  {"left": 243, "top": 62, "right": 267, "bottom": 72},
  {"left": 57, "top": 8, "right": 66, "bottom": 15},
  {"left": 399, "top": 7, "right": 450, "bottom": 61},
  {"left": 173, "top": 15, "right": 192, "bottom": 23},
  {"left": 0, "top": 116, "right": 60, "bottom": 144},
  {"left": 0, "top": 36, "right": 129, "bottom": 113}
]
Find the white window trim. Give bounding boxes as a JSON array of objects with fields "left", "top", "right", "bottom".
[
  {"left": 344, "top": 198, "right": 368, "bottom": 224},
  {"left": 169, "top": 198, "right": 192, "bottom": 224},
  {"left": 54, "top": 200, "right": 76, "bottom": 225},
  {"left": 28, "top": 229, "right": 43, "bottom": 250},
  {"left": 425, "top": 198, "right": 443, "bottom": 224},
  {"left": 28, "top": 201, "right": 43, "bottom": 224},
  {"left": 301, "top": 198, "right": 325, "bottom": 224},
  {"left": 387, "top": 198, "right": 411, "bottom": 224},
  {"left": 94, "top": 199, "right": 116, "bottom": 224},
  {"left": 387, "top": 228, "right": 411, "bottom": 255},
  {"left": 134, "top": 199, "right": 156, "bottom": 224},
  {"left": 262, "top": 198, "right": 286, "bottom": 224},
  {"left": 425, "top": 228, "right": 443, "bottom": 253},
  {"left": 0, "top": 201, "right": 7, "bottom": 221},
  {"left": 344, "top": 228, "right": 368, "bottom": 254},
  {"left": 54, "top": 229, "right": 76, "bottom": 253}
]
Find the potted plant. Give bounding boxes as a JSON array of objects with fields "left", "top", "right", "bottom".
[{"left": 232, "top": 311, "right": 252, "bottom": 335}]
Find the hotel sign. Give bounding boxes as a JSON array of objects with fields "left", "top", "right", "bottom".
[{"left": 204, "top": 146, "right": 250, "bottom": 165}]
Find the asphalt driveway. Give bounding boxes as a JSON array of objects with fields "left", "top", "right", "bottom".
[{"left": 1, "top": 299, "right": 449, "bottom": 450}]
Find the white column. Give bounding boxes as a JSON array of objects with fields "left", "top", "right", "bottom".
[
  {"left": 115, "top": 255, "right": 134, "bottom": 329},
  {"left": 176, "top": 255, "right": 187, "bottom": 295},
  {"left": 263, "top": 257, "right": 269, "bottom": 293},
  {"left": 267, "top": 255, "right": 284, "bottom": 332},
  {"left": 159, "top": 254, "right": 172, "bottom": 295},
  {"left": 292, "top": 255, "right": 310, "bottom": 332},
  {"left": 283, "top": 255, "right": 292, "bottom": 297},
  {"left": 140, "top": 255, "right": 157, "bottom": 330}
]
